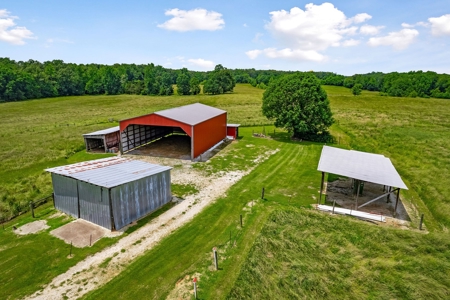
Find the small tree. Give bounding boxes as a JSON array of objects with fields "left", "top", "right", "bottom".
[
  {"left": 176, "top": 68, "right": 191, "bottom": 95},
  {"left": 190, "top": 77, "right": 201, "bottom": 95},
  {"left": 262, "top": 72, "right": 334, "bottom": 141},
  {"left": 351, "top": 83, "right": 362, "bottom": 96},
  {"left": 203, "top": 64, "right": 235, "bottom": 94}
]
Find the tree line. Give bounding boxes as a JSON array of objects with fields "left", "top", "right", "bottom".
[
  {"left": 0, "top": 58, "right": 235, "bottom": 102},
  {"left": 321, "top": 71, "right": 450, "bottom": 99},
  {"left": 1, "top": 57, "right": 449, "bottom": 102}
]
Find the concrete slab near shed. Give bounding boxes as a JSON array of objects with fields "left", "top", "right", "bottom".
[{"left": 51, "top": 219, "right": 110, "bottom": 248}]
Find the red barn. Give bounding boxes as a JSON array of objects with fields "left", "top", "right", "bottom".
[{"left": 119, "top": 103, "right": 227, "bottom": 159}]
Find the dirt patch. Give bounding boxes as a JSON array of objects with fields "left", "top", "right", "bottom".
[
  {"left": 325, "top": 178, "right": 410, "bottom": 221},
  {"left": 127, "top": 135, "right": 191, "bottom": 160},
  {"left": 14, "top": 220, "right": 49, "bottom": 235},
  {"left": 166, "top": 273, "right": 201, "bottom": 300},
  {"left": 50, "top": 220, "right": 113, "bottom": 248}
]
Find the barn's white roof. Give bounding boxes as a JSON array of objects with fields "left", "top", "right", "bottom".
[
  {"left": 83, "top": 126, "right": 120, "bottom": 137},
  {"left": 317, "top": 146, "right": 408, "bottom": 189},
  {"left": 155, "top": 103, "right": 226, "bottom": 126},
  {"left": 46, "top": 157, "right": 171, "bottom": 188}
]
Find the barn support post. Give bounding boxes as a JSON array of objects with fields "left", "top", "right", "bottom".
[
  {"left": 319, "top": 172, "right": 325, "bottom": 204},
  {"left": 394, "top": 189, "right": 400, "bottom": 217},
  {"left": 103, "top": 137, "right": 107, "bottom": 153},
  {"left": 355, "top": 180, "right": 361, "bottom": 210}
]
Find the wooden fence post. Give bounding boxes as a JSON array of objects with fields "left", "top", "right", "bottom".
[
  {"left": 29, "top": 201, "right": 35, "bottom": 218},
  {"left": 419, "top": 214, "right": 424, "bottom": 230}
]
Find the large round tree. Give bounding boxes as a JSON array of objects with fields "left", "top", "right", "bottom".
[{"left": 262, "top": 72, "right": 334, "bottom": 141}]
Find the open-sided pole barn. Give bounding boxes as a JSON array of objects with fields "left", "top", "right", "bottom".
[
  {"left": 83, "top": 126, "right": 120, "bottom": 153},
  {"left": 317, "top": 146, "right": 408, "bottom": 217},
  {"left": 46, "top": 157, "right": 172, "bottom": 230},
  {"left": 119, "top": 103, "right": 227, "bottom": 159}
]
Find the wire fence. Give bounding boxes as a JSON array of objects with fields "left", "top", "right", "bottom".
[{"left": 0, "top": 194, "right": 54, "bottom": 225}]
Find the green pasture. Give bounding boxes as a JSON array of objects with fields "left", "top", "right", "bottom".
[{"left": 0, "top": 84, "right": 449, "bottom": 299}]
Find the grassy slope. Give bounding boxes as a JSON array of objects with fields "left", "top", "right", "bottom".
[
  {"left": 84, "top": 128, "right": 323, "bottom": 299},
  {"left": 327, "top": 86, "right": 450, "bottom": 230},
  {"left": 228, "top": 208, "right": 450, "bottom": 300}
]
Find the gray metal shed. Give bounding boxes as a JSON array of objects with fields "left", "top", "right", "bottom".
[
  {"left": 46, "top": 157, "right": 172, "bottom": 230},
  {"left": 83, "top": 126, "right": 120, "bottom": 153}
]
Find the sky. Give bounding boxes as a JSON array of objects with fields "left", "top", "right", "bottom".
[{"left": 1, "top": 0, "right": 449, "bottom": 75}]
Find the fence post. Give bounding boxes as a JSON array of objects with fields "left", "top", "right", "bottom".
[
  {"left": 240, "top": 214, "right": 243, "bottom": 228},
  {"left": 213, "top": 247, "right": 218, "bottom": 270},
  {"left": 29, "top": 201, "right": 35, "bottom": 218},
  {"left": 193, "top": 277, "right": 198, "bottom": 299},
  {"left": 419, "top": 214, "right": 424, "bottom": 230},
  {"left": 332, "top": 200, "right": 336, "bottom": 214},
  {"left": 261, "top": 187, "right": 265, "bottom": 199}
]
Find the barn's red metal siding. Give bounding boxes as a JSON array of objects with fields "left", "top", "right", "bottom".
[
  {"left": 120, "top": 114, "right": 192, "bottom": 136},
  {"left": 193, "top": 113, "right": 227, "bottom": 158}
]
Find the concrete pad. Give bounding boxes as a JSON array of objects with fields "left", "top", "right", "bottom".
[
  {"left": 50, "top": 219, "right": 108, "bottom": 248},
  {"left": 15, "top": 220, "right": 49, "bottom": 235}
]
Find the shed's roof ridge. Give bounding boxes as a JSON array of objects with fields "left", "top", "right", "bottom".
[
  {"left": 45, "top": 157, "right": 172, "bottom": 188},
  {"left": 83, "top": 126, "right": 120, "bottom": 137}
]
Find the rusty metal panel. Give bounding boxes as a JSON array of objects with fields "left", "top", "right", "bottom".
[
  {"left": 78, "top": 181, "right": 112, "bottom": 230},
  {"left": 51, "top": 174, "right": 78, "bottom": 218},
  {"left": 193, "top": 113, "right": 227, "bottom": 158},
  {"left": 111, "top": 170, "right": 171, "bottom": 230}
]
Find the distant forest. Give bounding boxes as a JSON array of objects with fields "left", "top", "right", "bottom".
[{"left": 1, "top": 57, "right": 449, "bottom": 102}]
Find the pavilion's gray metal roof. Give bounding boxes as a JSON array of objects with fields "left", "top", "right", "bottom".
[
  {"left": 83, "top": 126, "right": 120, "bottom": 137},
  {"left": 46, "top": 157, "right": 171, "bottom": 188},
  {"left": 154, "top": 103, "right": 226, "bottom": 126},
  {"left": 317, "top": 146, "right": 408, "bottom": 189}
]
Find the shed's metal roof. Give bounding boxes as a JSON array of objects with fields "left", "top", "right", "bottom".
[
  {"left": 154, "top": 103, "right": 226, "bottom": 126},
  {"left": 317, "top": 146, "right": 408, "bottom": 189},
  {"left": 227, "top": 123, "right": 241, "bottom": 127},
  {"left": 83, "top": 126, "right": 120, "bottom": 137},
  {"left": 46, "top": 157, "right": 171, "bottom": 188}
]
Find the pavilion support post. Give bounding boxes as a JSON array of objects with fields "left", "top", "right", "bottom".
[
  {"left": 394, "top": 189, "right": 400, "bottom": 218},
  {"left": 319, "top": 172, "right": 325, "bottom": 204},
  {"left": 355, "top": 180, "right": 361, "bottom": 210},
  {"left": 387, "top": 186, "right": 391, "bottom": 203}
]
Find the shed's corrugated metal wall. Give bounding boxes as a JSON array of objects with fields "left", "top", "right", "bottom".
[
  {"left": 111, "top": 170, "right": 171, "bottom": 229},
  {"left": 52, "top": 174, "right": 79, "bottom": 218},
  {"left": 78, "top": 182, "right": 112, "bottom": 230}
]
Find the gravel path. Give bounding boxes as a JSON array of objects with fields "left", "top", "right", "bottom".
[{"left": 25, "top": 151, "right": 277, "bottom": 300}]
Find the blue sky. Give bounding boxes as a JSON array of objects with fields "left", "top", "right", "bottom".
[{"left": 1, "top": 0, "right": 449, "bottom": 75}]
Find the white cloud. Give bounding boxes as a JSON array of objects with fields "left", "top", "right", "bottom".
[
  {"left": 342, "top": 39, "right": 360, "bottom": 47},
  {"left": 243, "top": 23, "right": 248, "bottom": 27},
  {"left": 350, "top": 13, "right": 372, "bottom": 24},
  {"left": 245, "top": 49, "right": 262, "bottom": 59},
  {"left": 367, "top": 28, "right": 419, "bottom": 50},
  {"left": 188, "top": 58, "right": 215, "bottom": 69},
  {"left": 0, "top": 9, "right": 35, "bottom": 45},
  {"left": 360, "top": 24, "right": 384, "bottom": 35},
  {"left": 429, "top": 14, "right": 450, "bottom": 36},
  {"left": 247, "top": 3, "right": 371, "bottom": 62},
  {"left": 157, "top": 8, "right": 224, "bottom": 32},
  {"left": 246, "top": 48, "right": 325, "bottom": 62}
]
